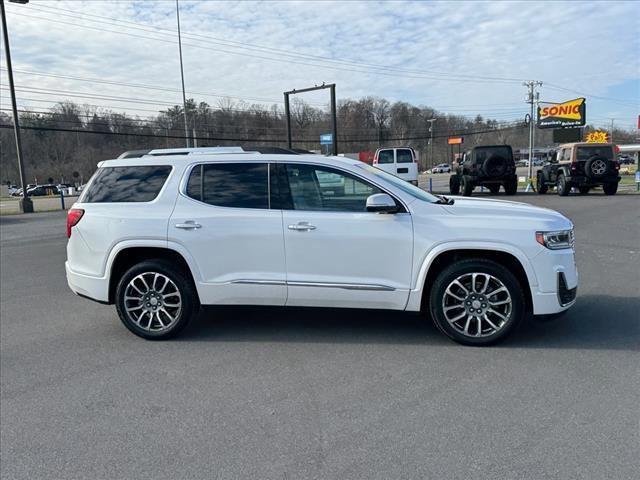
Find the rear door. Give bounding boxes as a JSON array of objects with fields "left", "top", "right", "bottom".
[
  {"left": 374, "top": 148, "right": 396, "bottom": 176},
  {"left": 395, "top": 148, "right": 418, "bottom": 183},
  {"left": 278, "top": 162, "right": 413, "bottom": 310},
  {"left": 168, "top": 161, "right": 286, "bottom": 306}
]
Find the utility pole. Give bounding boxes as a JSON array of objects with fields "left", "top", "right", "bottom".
[
  {"left": 175, "top": 0, "right": 189, "bottom": 148},
  {"left": 427, "top": 118, "right": 437, "bottom": 170},
  {"left": 609, "top": 118, "right": 614, "bottom": 143},
  {"left": 524, "top": 80, "right": 542, "bottom": 191},
  {"left": 1, "top": 0, "right": 32, "bottom": 213}
]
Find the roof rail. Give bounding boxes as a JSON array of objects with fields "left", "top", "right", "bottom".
[
  {"left": 117, "top": 149, "right": 152, "bottom": 159},
  {"left": 147, "top": 147, "right": 251, "bottom": 156},
  {"left": 118, "top": 145, "right": 313, "bottom": 159}
]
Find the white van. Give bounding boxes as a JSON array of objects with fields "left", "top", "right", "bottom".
[{"left": 373, "top": 147, "right": 419, "bottom": 185}]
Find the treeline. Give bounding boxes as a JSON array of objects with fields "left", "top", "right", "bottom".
[{"left": 0, "top": 97, "right": 635, "bottom": 184}]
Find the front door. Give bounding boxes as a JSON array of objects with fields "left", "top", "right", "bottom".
[
  {"left": 169, "top": 161, "right": 286, "bottom": 306},
  {"left": 278, "top": 163, "right": 413, "bottom": 310}
]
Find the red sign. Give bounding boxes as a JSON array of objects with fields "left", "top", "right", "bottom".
[{"left": 447, "top": 137, "right": 464, "bottom": 145}]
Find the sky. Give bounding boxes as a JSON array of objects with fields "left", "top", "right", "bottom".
[{"left": 1, "top": 0, "right": 639, "bottom": 132}]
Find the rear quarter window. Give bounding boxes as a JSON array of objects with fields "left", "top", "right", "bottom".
[{"left": 81, "top": 165, "right": 172, "bottom": 203}]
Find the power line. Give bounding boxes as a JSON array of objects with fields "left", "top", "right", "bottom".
[
  {"left": 16, "top": 3, "right": 525, "bottom": 85},
  {"left": 8, "top": 9, "right": 524, "bottom": 85}
]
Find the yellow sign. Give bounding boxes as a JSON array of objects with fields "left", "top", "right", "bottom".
[
  {"left": 585, "top": 131, "right": 609, "bottom": 143},
  {"left": 537, "top": 97, "right": 586, "bottom": 129}
]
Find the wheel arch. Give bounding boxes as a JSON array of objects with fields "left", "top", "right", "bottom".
[
  {"left": 107, "top": 244, "right": 200, "bottom": 304},
  {"left": 412, "top": 244, "right": 536, "bottom": 313}
]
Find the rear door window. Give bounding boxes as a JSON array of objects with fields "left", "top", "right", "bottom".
[
  {"left": 186, "top": 163, "right": 269, "bottom": 209},
  {"left": 396, "top": 149, "right": 414, "bottom": 163},
  {"left": 377, "top": 150, "right": 394, "bottom": 164},
  {"left": 81, "top": 165, "right": 172, "bottom": 203}
]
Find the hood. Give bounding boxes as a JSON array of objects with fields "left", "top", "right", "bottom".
[{"left": 440, "top": 196, "right": 573, "bottom": 229}]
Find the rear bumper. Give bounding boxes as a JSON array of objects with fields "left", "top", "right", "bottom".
[
  {"left": 66, "top": 261, "right": 110, "bottom": 303},
  {"left": 566, "top": 174, "right": 620, "bottom": 185}
]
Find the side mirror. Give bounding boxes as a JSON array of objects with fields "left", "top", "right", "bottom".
[{"left": 366, "top": 193, "right": 398, "bottom": 213}]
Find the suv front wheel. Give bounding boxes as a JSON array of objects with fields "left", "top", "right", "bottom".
[
  {"left": 557, "top": 173, "right": 570, "bottom": 196},
  {"left": 115, "top": 259, "right": 198, "bottom": 340},
  {"left": 429, "top": 259, "right": 525, "bottom": 346}
]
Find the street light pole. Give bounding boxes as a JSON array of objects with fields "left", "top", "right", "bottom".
[
  {"left": 1, "top": 0, "right": 32, "bottom": 212},
  {"left": 427, "top": 118, "right": 437, "bottom": 171},
  {"left": 175, "top": 0, "right": 189, "bottom": 148}
]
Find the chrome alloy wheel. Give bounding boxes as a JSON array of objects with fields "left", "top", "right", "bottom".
[
  {"left": 442, "top": 272, "right": 512, "bottom": 338},
  {"left": 591, "top": 159, "right": 606, "bottom": 176},
  {"left": 123, "top": 272, "right": 182, "bottom": 332}
]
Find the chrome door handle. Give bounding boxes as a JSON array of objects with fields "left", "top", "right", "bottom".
[
  {"left": 175, "top": 221, "right": 202, "bottom": 230},
  {"left": 288, "top": 222, "right": 316, "bottom": 231}
]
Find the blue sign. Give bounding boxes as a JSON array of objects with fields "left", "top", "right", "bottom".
[
  {"left": 320, "top": 133, "right": 333, "bottom": 145},
  {"left": 635, "top": 171, "right": 640, "bottom": 183}
]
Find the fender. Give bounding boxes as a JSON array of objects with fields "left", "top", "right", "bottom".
[
  {"left": 103, "top": 239, "right": 203, "bottom": 284},
  {"left": 405, "top": 241, "right": 539, "bottom": 312}
]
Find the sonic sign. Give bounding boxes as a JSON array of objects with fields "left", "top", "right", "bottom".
[{"left": 537, "top": 97, "right": 586, "bottom": 129}]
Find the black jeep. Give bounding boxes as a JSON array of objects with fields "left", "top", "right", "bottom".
[
  {"left": 536, "top": 143, "right": 621, "bottom": 196},
  {"left": 449, "top": 145, "right": 517, "bottom": 196}
]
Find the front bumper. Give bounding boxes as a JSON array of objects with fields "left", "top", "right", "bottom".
[
  {"left": 66, "top": 261, "right": 110, "bottom": 303},
  {"left": 530, "top": 248, "right": 578, "bottom": 315}
]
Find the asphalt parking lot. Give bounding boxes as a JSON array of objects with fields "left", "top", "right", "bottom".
[{"left": 1, "top": 194, "right": 639, "bottom": 480}]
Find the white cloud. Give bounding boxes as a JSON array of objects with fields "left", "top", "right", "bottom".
[{"left": 2, "top": 0, "right": 638, "bottom": 127}]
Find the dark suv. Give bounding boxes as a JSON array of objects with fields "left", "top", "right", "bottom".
[
  {"left": 449, "top": 145, "right": 517, "bottom": 196},
  {"left": 536, "top": 143, "right": 620, "bottom": 196}
]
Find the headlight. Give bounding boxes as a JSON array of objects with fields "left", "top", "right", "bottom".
[{"left": 536, "top": 229, "right": 574, "bottom": 250}]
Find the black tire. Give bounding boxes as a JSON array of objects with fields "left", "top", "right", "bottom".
[
  {"left": 115, "top": 259, "right": 198, "bottom": 340},
  {"left": 482, "top": 155, "right": 507, "bottom": 178},
  {"left": 557, "top": 173, "right": 570, "bottom": 196},
  {"left": 428, "top": 259, "right": 525, "bottom": 346},
  {"left": 449, "top": 175, "right": 460, "bottom": 195},
  {"left": 488, "top": 184, "right": 500, "bottom": 194},
  {"left": 602, "top": 182, "right": 618, "bottom": 195},
  {"left": 537, "top": 172, "right": 548, "bottom": 194},
  {"left": 461, "top": 175, "right": 474, "bottom": 196},
  {"left": 504, "top": 177, "right": 518, "bottom": 195},
  {"left": 578, "top": 186, "right": 590, "bottom": 195},
  {"left": 584, "top": 155, "right": 610, "bottom": 179}
]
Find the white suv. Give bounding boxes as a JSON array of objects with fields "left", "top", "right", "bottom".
[{"left": 66, "top": 147, "right": 578, "bottom": 345}]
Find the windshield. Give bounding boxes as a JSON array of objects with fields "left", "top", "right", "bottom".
[{"left": 357, "top": 164, "right": 439, "bottom": 203}]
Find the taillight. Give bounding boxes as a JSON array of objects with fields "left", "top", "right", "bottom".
[
  {"left": 67, "top": 208, "right": 84, "bottom": 238},
  {"left": 613, "top": 161, "right": 620, "bottom": 170}
]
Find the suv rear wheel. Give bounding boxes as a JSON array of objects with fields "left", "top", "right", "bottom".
[
  {"left": 461, "top": 176, "right": 474, "bottom": 196},
  {"left": 603, "top": 182, "right": 618, "bottom": 195},
  {"left": 115, "top": 259, "right": 198, "bottom": 340},
  {"left": 557, "top": 173, "right": 570, "bottom": 196},
  {"left": 429, "top": 259, "right": 524, "bottom": 346},
  {"left": 504, "top": 177, "right": 517, "bottom": 195},
  {"left": 536, "top": 172, "right": 548, "bottom": 194}
]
